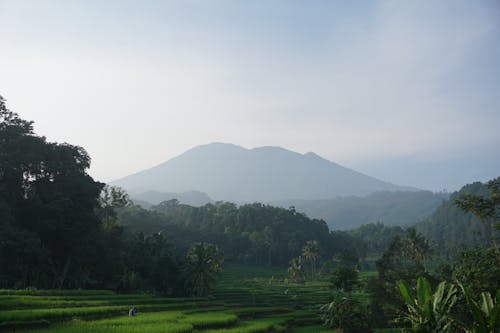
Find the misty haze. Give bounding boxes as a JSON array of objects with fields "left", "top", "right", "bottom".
[{"left": 1, "top": 1, "right": 499, "bottom": 332}]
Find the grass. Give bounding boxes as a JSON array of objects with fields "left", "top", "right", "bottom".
[
  {"left": 1, "top": 265, "right": 399, "bottom": 333},
  {"left": 0, "top": 301, "right": 222, "bottom": 325},
  {"left": 290, "top": 325, "right": 334, "bottom": 332},
  {"left": 9, "top": 311, "right": 238, "bottom": 333},
  {"left": 0, "top": 294, "right": 204, "bottom": 310},
  {"left": 0, "top": 289, "right": 115, "bottom": 296}
]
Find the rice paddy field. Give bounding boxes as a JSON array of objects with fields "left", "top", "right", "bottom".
[{"left": 0, "top": 265, "right": 401, "bottom": 333}]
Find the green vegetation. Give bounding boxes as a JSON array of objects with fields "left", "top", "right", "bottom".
[
  {"left": 119, "top": 199, "right": 356, "bottom": 267},
  {"left": 458, "top": 284, "right": 500, "bottom": 333},
  {"left": 1, "top": 95, "right": 499, "bottom": 332},
  {"left": 320, "top": 291, "right": 370, "bottom": 332},
  {"left": 455, "top": 177, "right": 500, "bottom": 254},
  {"left": 276, "top": 190, "right": 448, "bottom": 230},
  {"left": 399, "top": 277, "right": 500, "bottom": 333},
  {"left": 398, "top": 277, "right": 458, "bottom": 332},
  {"left": 0, "top": 265, "right": 338, "bottom": 332},
  {"left": 181, "top": 243, "right": 224, "bottom": 296},
  {"left": 0, "top": 97, "right": 225, "bottom": 297},
  {"left": 415, "top": 180, "right": 500, "bottom": 259}
]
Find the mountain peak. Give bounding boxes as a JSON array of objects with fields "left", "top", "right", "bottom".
[{"left": 112, "top": 143, "right": 416, "bottom": 202}]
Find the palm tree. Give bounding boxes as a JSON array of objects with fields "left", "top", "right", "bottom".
[
  {"left": 181, "top": 243, "right": 224, "bottom": 297},
  {"left": 404, "top": 227, "right": 433, "bottom": 269},
  {"left": 302, "top": 240, "right": 320, "bottom": 280},
  {"left": 288, "top": 256, "right": 306, "bottom": 284}
]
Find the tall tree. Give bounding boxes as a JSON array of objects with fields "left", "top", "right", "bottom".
[
  {"left": 367, "top": 228, "right": 433, "bottom": 327},
  {"left": 0, "top": 95, "right": 104, "bottom": 288},
  {"left": 455, "top": 177, "right": 500, "bottom": 254},
  {"left": 302, "top": 240, "right": 320, "bottom": 279},
  {"left": 181, "top": 243, "right": 224, "bottom": 297},
  {"left": 404, "top": 227, "right": 433, "bottom": 269},
  {"left": 288, "top": 256, "right": 306, "bottom": 284}
]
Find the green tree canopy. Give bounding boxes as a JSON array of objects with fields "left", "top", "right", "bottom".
[
  {"left": 0, "top": 95, "right": 104, "bottom": 288},
  {"left": 181, "top": 242, "right": 224, "bottom": 297}
]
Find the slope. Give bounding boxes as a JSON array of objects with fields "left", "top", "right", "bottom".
[{"left": 112, "top": 143, "right": 416, "bottom": 202}]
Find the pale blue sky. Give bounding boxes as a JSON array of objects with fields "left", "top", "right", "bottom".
[{"left": 1, "top": 0, "right": 499, "bottom": 191}]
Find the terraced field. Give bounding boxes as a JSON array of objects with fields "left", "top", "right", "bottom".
[{"left": 0, "top": 265, "right": 400, "bottom": 332}]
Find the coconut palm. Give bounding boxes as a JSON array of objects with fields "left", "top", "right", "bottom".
[
  {"left": 288, "top": 256, "right": 306, "bottom": 284},
  {"left": 404, "top": 227, "right": 433, "bottom": 269},
  {"left": 302, "top": 240, "right": 320, "bottom": 279},
  {"left": 181, "top": 243, "right": 224, "bottom": 297}
]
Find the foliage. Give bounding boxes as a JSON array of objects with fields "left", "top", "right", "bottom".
[
  {"left": 398, "top": 277, "right": 458, "bottom": 333},
  {"left": 403, "top": 228, "right": 432, "bottom": 269},
  {"left": 320, "top": 291, "right": 371, "bottom": 332},
  {"left": 368, "top": 229, "right": 432, "bottom": 327},
  {"left": 415, "top": 180, "right": 499, "bottom": 259},
  {"left": 330, "top": 267, "right": 359, "bottom": 292},
  {"left": 348, "top": 222, "right": 406, "bottom": 260},
  {"left": 457, "top": 283, "right": 500, "bottom": 333},
  {"left": 181, "top": 243, "right": 224, "bottom": 297},
  {"left": 0, "top": 96, "right": 184, "bottom": 295},
  {"left": 334, "top": 249, "right": 361, "bottom": 269},
  {"left": 279, "top": 190, "right": 448, "bottom": 230},
  {"left": 125, "top": 200, "right": 352, "bottom": 266},
  {"left": 122, "top": 233, "right": 179, "bottom": 295},
  {"left": 288, "top": 256, "right": 306, "bottom": 284},
  {"left": 301, "top": 240, "right": 320, "bottom": 279},
  {"left": 0, "top": 95, "right": 104, "bottom": 289},
  {"left": 455, "top": 177, "right": 500, "bottom": 253},
  {"left": 452, "top": 248, "right": 500, "bottom": 297}
]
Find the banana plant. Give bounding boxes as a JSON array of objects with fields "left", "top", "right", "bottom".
[
  {"left": 457, "top": 283, "right": 500, "bottom": 333},
  {"left": 399, "top": 277, "right": 458, "bottom": 332}
]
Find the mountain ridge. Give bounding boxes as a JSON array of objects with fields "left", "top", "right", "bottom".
[{"left": 111, "top": 142, "right": 418, "bottom": 202}]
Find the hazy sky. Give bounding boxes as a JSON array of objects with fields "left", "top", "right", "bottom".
[{"left": 1, "top": 0, "right": 499, "bottom": 192}]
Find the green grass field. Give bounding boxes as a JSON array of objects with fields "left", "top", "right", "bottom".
[{"left": 0, "top": 265, "right": 395, "bottom": 332}]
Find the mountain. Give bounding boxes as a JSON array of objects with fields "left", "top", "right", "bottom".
[
  {"left": 112, "top": 143, "right": 417, "bottom": 202},
  {"left": 130, "top": 190, "right": 212, "bottom": 208},
  {"left": 272, "top": 190, "right": 449, "bottom": 230}
]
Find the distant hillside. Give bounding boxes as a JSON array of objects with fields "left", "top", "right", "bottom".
[
  {"left": 415, "top": 181, "right": 497, "bottom": 257},
  {"left": 130, "top": 190, "right": 212, "bottom": 208},
  {"left": 272, "top": 190, "right": 448, "bottom": 230},
  {"left": 112, "top": 143, "right": 417, "bottom": 202}
]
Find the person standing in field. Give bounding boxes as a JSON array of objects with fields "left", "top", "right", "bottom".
[{"left": 129, "top": 306, "right": 136, "bottom": 316}]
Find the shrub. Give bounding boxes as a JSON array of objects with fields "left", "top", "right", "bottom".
[{"left": 320, "top": 291, "right": 372, "bottom": 332}]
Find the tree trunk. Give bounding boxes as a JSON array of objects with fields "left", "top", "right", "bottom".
[{"left": 59, "top": 255, "right": 72, "bottom": 289}]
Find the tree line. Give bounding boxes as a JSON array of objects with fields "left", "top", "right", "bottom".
[{"left": 118, "top": 199, "right": 358, "bottom": 267}]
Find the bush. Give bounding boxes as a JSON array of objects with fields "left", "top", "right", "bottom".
[
  {"left": 320, "top": 291, "right": 372, "bottom": 333},
  {"left": 330, "top": 267, "right": 359, "bottom": 292}
]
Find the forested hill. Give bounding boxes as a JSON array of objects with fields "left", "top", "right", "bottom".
[
  {"left": 112, "top": 143, "right": 416, "bottom": 202},
  {"left": 271, "top": 190, "right": 448, "bottom": 230},
  {"left": 415, "top": 181, "right": 497, "bottom": 257},
  {"left": 130, "top": 190, "right": 212, "bottom": 207},
  {"left": 117, "top": 200, "right": 355, "bottom": 266}
]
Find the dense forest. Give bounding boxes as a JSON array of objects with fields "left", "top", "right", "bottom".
[
  {"left": 415, "top": 181, "right": 497, "bottom": 258},
  {"left": 118, "top": 200, "right": 356, "bottom": 266},
  {"left": 272, "top": 190, "right": 448, "bottom": 230}
]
